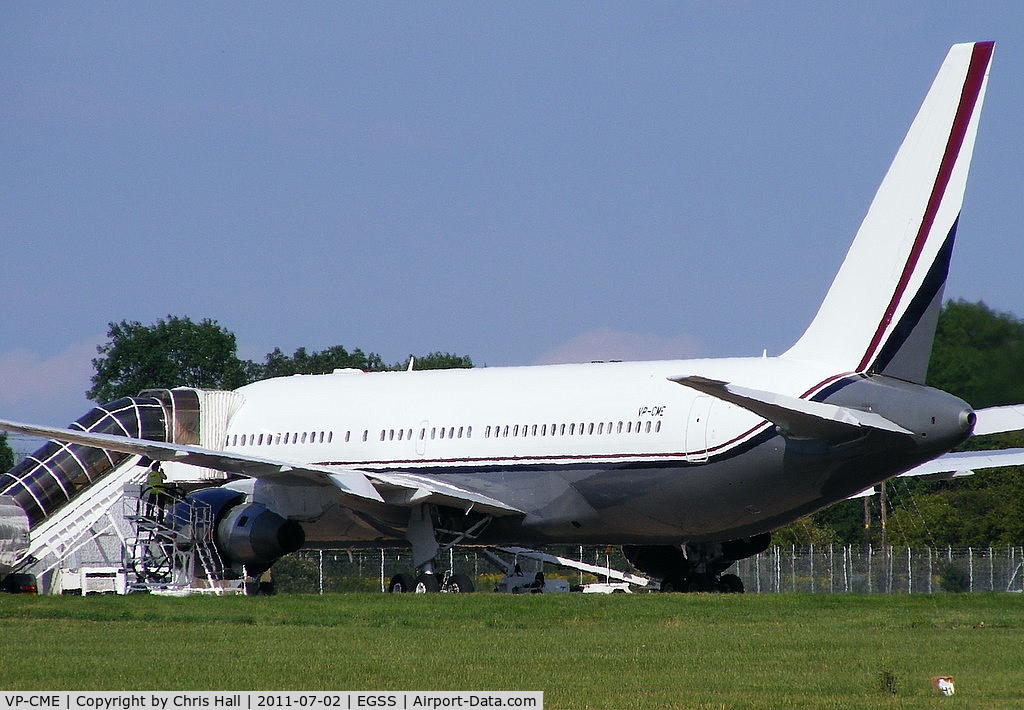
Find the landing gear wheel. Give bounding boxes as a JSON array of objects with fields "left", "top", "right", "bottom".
[
  {"left": 414, "top": 573, "right": 440, "bottom": 593},
  {"left": 388, "top": 573, "right": 414, "bottom": 593},
  {"left": 715, "top": 573, "right": 744, "bottom": 593},
  {"left": 444, "top": 573, "right": 475, "bottom": 593}
]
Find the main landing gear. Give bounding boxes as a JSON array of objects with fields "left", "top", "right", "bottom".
[
  {"left": 387, "top": 571, "right": 475, "bottom": 594},
  {"left": 623, "top": 534, "right": 770, "bottom": 594},
  {"left": 386, "top": 504, "right": 480, "bottom": 594}
]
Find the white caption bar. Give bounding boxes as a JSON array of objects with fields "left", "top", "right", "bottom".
[{"left": 0, "top": 693, "right": 542, "bottom": 710}]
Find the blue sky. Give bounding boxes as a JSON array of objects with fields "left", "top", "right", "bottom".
[{"left": 2, "top": 4, "right": 1023, "bottom": 444}]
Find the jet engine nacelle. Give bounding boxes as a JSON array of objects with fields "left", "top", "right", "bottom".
[
  {"left": 181, "top": 488, "right": 305, "bottom": 576},
  {"left": 216, "top": 502, "right": 305, "bottom": 572}
]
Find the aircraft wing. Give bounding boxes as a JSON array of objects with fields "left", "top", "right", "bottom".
[
  {"left": 0, "top": 419, "right": 527, "bottom": 517},
  {"left": 973, "top": 404, "right": 1024, "bottom": 436},
  {"left": 896, "top": 447, "right": 1024, "bottom": 480},
  {"left": 0, "top": 418, "right": 385, "bottom": 502},
  {"left": 670, "top": 375, "right": 913, "bottom": 439},
  {"left": 365, "top": 472, "right": 524, "bottom": 515}
]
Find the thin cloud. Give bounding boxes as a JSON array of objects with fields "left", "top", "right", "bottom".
[
  {"left": 0, "top": 339, "right": 99, "bottom": 424},
  {"left": 534, "top": 329, "right": 706, "bottom": 365}
]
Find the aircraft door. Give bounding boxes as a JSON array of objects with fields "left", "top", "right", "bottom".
[
  {"left": 685, "top": 396, "right": 713, "bottom": 463},
  {"left": 416, "top": 420, "right": 429, "bottom": 456}
]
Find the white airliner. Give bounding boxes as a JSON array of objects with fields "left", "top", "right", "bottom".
[{"left": 2, "top": 41, "right": 1024, "bottom": 592}]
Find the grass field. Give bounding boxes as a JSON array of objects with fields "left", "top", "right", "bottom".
[{"left": 2, "top": 593, "right": 1023, "bottom": 709}]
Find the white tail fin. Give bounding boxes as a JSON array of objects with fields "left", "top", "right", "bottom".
[{"left": 783, "top": 42, "right": 993, "bottom": 383}]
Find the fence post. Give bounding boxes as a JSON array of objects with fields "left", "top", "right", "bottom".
[
  {"left": 843, "top": 545, "right": 849, "bottom": 593},
  {"left": 909, "top": 549, "right": 917, "bottom": 594},
  {"left": 867, "top": 545, "right": 872, "bottom": 594},
  {"left": 989, "top": 546, "right": 994, "bottom": 592},
  {"left": 755, "top": 551, "right": 761, "bottom": 593},
  {"left": 774, "top": 546, "right": 781, "bottom": 593},
  {"left": 790, "top": 545, "right": 798, "bottom": 590},
  {"left": 969, "top": 547, "right": 974, "bottom": 592},
  {"left": 809, "top": 544, "right": 815, "bottom": 593},
  {"left": 927, "top": 547, "right": 932, "bottom": 594},
  {"left": 829, "top": 545, "right": 834, "bottom": 593}
]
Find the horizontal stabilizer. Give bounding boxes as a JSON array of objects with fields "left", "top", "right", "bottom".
[
  {"left": 897, "top": 448, "right": 1024, "bottom": 479},
  {"left": 972, "top": 404, "right": 1024, "bottom": 436},
  {"left": 670, "top": 376, "right": 912, "bottom": 440}
]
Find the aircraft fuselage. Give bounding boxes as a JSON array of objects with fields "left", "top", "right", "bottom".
[{"left": 223, "top": 357, "right": 973, "bottom": 547}]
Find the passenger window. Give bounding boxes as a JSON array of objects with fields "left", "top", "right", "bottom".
[
  {"left": 467, "top": 426, "right": 472, "bottom": 438},
  {"left": 486, "top": 426, "right": 492, "bottom": 438}
]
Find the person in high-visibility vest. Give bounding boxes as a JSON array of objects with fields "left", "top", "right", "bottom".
[{"left": 144, "top": 462, "right": 168, "bottom": 518}]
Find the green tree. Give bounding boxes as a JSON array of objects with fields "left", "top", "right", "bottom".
[
  {"left": 926, "top": 299, "right": 1024, "bottom": 408},
  {"left": 395, "top": 352, "right": 474, "bottom": 371},
  {"left": 0, "top": 432, "right": 15, "bottom": 473},
  {"left": 88, "top": 316, "right": 250, "bottom": 403},
  {"left": 252, "top": 345, "right": 387, "bottom": 379},
  {"left": 249, "top": 347, "right": 474, "bottom": 379}
]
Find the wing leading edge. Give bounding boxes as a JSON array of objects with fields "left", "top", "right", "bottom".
[{"left": 0, "top": 419, "right": 523, "bottom": 516}]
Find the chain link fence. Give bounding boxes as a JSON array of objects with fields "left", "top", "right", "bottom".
[
  {"left": 735, "top": 545, "right": 1024, "bottom": 594},
  {"left": 270, "top": 545, "right": 1024, "bottom": 594}
]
